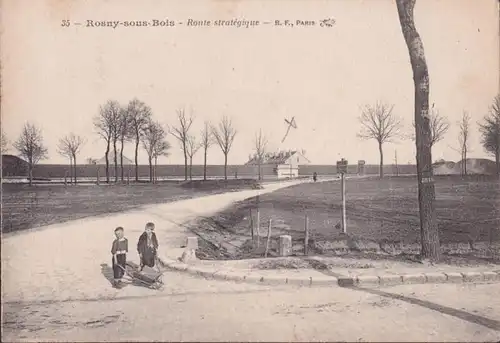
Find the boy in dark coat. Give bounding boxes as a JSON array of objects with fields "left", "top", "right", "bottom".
[
  {"left": 137, "top": 222, "right": 159, "bottom": 270},
  {"left": 111, "top": 227, "right": 128, "bottom": 287}
]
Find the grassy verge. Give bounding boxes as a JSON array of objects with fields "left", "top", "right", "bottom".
[
  {"left": 188, "top": 175, "right": 500, "bottom": 265},
  {"left": 2, "top": 179, "right": 261, "bottom": 233}
]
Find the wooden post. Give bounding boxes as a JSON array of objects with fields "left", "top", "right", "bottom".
[
  {"left": 341, "top": 172, "right": 347, "bottom": 234},
  {"left": 97, "top": 168, "right": 100, "bottom": 185},
  {"left": 64, "top": 171, "right": 67, "bottom": 186},
  {"left": 265, "top": 219, "right": 272, "bottom": 258},
  {"left": 256, "top": 208, "right": 261, "bottom": 248},
  {"left": 127, "top": 168, "right": 130, "bottom": 185},
  {"left": 249, "top": 209, "right": 254, "bottom": 240},
  {"left": 304, "top": 214, "right": 309, "bottom": 255}
]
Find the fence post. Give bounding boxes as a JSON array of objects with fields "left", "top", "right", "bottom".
[
  {"left": 256, "top": 208, "right": 261, "bottom": 248},
  {"left": 249, "top": 209, "right": 254, "bottom": 240},
  {"left": 304, "top": 214, "right": 309, "bottom": 255},
  {"left": 265, "top": 219, "right": 272, "bottom": 258}
]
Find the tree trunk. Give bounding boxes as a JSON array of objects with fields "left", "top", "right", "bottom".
[
  {"left": 148, "top": 156, "right": 153, "bottom": 183},
  {"left": 105, "top": 141, "right": 110, "bottom": 183},
  {"left": 258, "top": 162, "right": 262, "bottom": 181},
  {"left": 378, "top": 141, "right": 384, "bottom": 179},
  {"left": 203, "top": 146, "right": 208, "bottom": 181},
  {"left": 28, "top": 161, "right": 33, "bottom": 186},
  {"left": 189, "top": 156, "right": 193, "bottom": 180},
  {"left": 183, "top": 142, "right": 188, "bottom": 181},
  {"left": 396, "top": 0, "right": 440, "bottom": 262},
  {"left": 224, "top": 154, "right": 228, "bottom": 180},
  {"left": 134, "top": 133, "right": 140, "bottom": 182},
  {"left": 120, "top": 137, "right": 125, "bottom": 182},
  {"left": 464, "top": 149, "right": 467, "bottom": 175},
  {"left": 154, "top": 156, "right": 158, "bottom": 183},
  {"left": 73, "top": 154, "right": 77, "bottom": 184},
  {"left": 113, "top": 138, "right": 118, "bottom": 183},
  {"left": 68, "top": 157, "right": 73, "bottom": 185}
]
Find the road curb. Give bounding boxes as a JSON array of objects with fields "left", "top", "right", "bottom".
[{"left": 158, "top": 256, "right": 500, "bottom": 288}]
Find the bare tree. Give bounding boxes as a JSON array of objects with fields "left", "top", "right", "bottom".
[
  {"left": 253, "top": 129, "right": 268, "bottom": 180},
  {"left": 357, "top": 102, "right": 402, "bottom": 178},
  {"left": 397, "top": 0, "right": 440, "bottom": 261},
  {"left": 479, "top": 94, "right": 500, "bottom": 177},
  {"left": 57, "top": 133, "right": 86, "bottom": 184},
  {"left": 1, "top": 130, "right": 8, "bottom": 153},
  {"left": 142, "top": 120, "right": 167, "bottom": 183},
  {"left": 200, "top": 121, "right": 213, "bottom": 181},
  {"left": 127, "top": 98, "right": 152, "bottom": 181},
  {"left": 13, "top": 123, "right": 48, "bottom": 186},
  {"left": 458, "top": 111, "right": 472, "bottom": 176},
  {"left": 212, "top": 115, "right": 237, "bottom": 180},
  {"left": 94, "top": 100, "right": 120, "bottom": 183},
  {"left": 186, "top": 135, "right": 201, "bottom": 180},
  {"left": 118, "top": 107, "right": 130, "bottom": 182},
  {"left": 152, "top": 136, "right": 171, "bottom": 183},
  {"left": 410, "top": 106, "right": 450, "bottom": 149},
  {"left": 169, "top": 108, "right": 194, "bottom": 181}
]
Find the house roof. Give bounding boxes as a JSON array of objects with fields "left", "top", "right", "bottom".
[
  {"left": 246, "top": 150, "right": 310, "bottom": 165},
  {"left": 96, "top": 152, "right": 134, "bottom": 165}
]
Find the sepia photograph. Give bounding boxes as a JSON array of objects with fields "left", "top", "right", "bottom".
[{"left": 1, "top": 0, "right": 500, "bottom": 341}]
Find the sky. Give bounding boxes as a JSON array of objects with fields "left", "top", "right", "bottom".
[{"left": 1, "top": 0, "right": 499, "bottom": 165}]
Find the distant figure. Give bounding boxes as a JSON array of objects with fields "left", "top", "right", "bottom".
[
  {"left": 313, "top": 172, "right": 317, "bottom": 182},
  {"left": 137, "top": 222, "right": 159, "bottom": 270},
  {"left": 111, "top": 227, "right": 128, "bottom": 288}
]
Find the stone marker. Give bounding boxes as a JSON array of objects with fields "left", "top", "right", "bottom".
[
  {"left": 186, "top": 236, "right": 199, "bottom": 250},
  {"left": 279, "top": 235, "right": 292, "bottom": 257}
]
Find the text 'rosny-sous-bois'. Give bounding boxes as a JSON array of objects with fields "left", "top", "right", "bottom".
[{"left": 60, "top": 18, "right": 337, "bottom": 29}]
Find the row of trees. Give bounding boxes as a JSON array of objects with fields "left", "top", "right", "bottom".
[
  {"left": 92, "top": 99, "right": 240, "bottom": 183},
  {"left": 356, "top": 96, "right": 500, "bottom": 178}
]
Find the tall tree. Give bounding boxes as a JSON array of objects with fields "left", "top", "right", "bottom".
[
  {"left": 357, "top": 102, "right": 402, "bottom": 178},
  {"left": 396, "top": 0, "right": 440, "bottom": 261},
  {"left": 200, "top": 121, "right": 213, "bottom": 181},
  {"left": 94, "top": 100, "right": 120, "bottom": 183},
  {"left": 127, "top": 98, "right": 152, "bottom": 181},
  {"left": 118, "top": 107, "right": 130, "bottom": 182},
  {"left": 13, "top": 123, "right": 48, "bottom": 186},
  {"left": 142, "top": 120, "right": 167, "bottom": 183},
  {"left": 479, "top": 94, "right": 500, "bottom": 177},
  {"left": 458, "top": 111, "right": 472, "bottom": 176},
  {"left": 168, "top": 108, "right": 194, "bottom": 181},
  {"left": 253, "top": 129, "right": 268, "bottom": 181},
  {"left": 186, "top": 135, "right": 201, "bottom": 180},
  {"left": 1, "top": 130, "right": 8, "bottom": 153},
  {"left": 152, "top": 136, "right": 171, "bottom": 183},
  {"left": 410, "top": 105, "right": 450, "bottom": 149},
  {"left": 57, "top": 133, "right": 86, "bottom": 184},
  {"left": 212, "top": 115, "right": 237, "bottom": 180}
]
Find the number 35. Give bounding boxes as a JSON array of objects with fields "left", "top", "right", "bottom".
[{"left": 61, "top": 20, "right": 70, "bottom": 27}]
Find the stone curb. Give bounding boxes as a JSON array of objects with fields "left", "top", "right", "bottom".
[{"left": 158, "top": 256, "right": 500, "bottom": 288}]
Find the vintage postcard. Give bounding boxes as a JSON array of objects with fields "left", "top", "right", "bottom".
[{"left": 1, "top": 0, "right": 499, "bottom": 341}]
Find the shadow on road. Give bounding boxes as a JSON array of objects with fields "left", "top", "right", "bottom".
[
  {"left": 100, "top": 263, "right": 114, "bottom": 286},
  {"left": 349, "top": 286, "right": 500, "bottom": 331}
]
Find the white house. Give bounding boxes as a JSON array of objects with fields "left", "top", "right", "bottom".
[{"left": 246, "top": 150, "right": 310, "bottom": 178}]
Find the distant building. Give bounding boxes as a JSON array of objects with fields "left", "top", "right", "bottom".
[
  {"left": 246, "top": 150, "right": 310, "bottom": 178},
  {"left": 2, "top": 154, "right": 29, "bottom": 176},
  {"left": 95, "top": 152, "right": 134, "bottom": 165}
]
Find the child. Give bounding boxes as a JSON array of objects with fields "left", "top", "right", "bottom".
[
  {"left": 111, "top": 226, "right": 128, "bottom": 287},
  {"left": 137, "top": 222, "right": 159, "bottom": 270}
]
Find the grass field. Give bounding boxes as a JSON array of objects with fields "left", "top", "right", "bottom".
[
  {"left": 1, "top": 179, "right": 261, "bottom": 233},
  {"left": 191, "top": 175, "right": 500, "bottom": 262}
]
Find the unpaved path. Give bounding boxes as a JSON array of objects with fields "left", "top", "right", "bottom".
[{"left": 1, "top": 180, "right": 305, "bottom": 303}]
